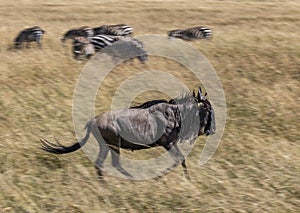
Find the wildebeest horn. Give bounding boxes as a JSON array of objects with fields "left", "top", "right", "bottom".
[
  {"left": 197, "top": 87, "right": 207, "bottom": 101},
  {"left": 197, "top": 87, "right": 202, "bottom": 102},
  {"left": 192, "top": 90, "right": 196, "bottom": 98},
  {"left": 198, "top": 86, "right": 202, "bottom": 95}
]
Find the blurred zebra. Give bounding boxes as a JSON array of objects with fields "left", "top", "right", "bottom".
[
  {"left": 61, "top": 26, "right": 94, "bottom": 43},
  {"left": 14, "top": 26, "right": 45, "bottom": 48},
  {"left": 93, "top": 24, "right": 133, "bottom": 37},
  {"left": 168, "top": 26, "right": 212, "bottom": 40},
  {"left": 72, "top": 35, "right": 147, "bottom": 62}
]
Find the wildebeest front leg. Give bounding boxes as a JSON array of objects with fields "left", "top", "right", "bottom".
[
  {"left": 164, "top": 144, "right": 190, "bottom": 179},
  {"left": 174, "top": 145, "right": 190, "bottom": 180},
  {"left": 110, "top": 144, "right": 133, "bottom": 179}
]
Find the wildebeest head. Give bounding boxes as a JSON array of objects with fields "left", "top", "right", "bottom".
[{"left": 194, "top": 87, "right": 216, "bottom": 136}]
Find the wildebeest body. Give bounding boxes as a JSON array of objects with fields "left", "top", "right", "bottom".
[{"left": 96, "top": 103, "right": 181, "bottom": 150}]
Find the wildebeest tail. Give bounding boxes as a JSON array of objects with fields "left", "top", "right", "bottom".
[{"left": 40, "top": 119, "right": 94, "bottom": 154}]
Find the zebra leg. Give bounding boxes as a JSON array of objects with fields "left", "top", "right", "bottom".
[
  {"left": 37, "top": 39, "right": 42, "bottom": 49},
  {"left": 38, "top": 42, "right": 42, "bottom": 49},
  {"left": 36, "top": 36, "right": 42, "bottom": 49},
  {"left": 110, "top": 143, "right": 133, "bottom": 179},
  {"left": 15, "top": 42, "right": 22, "bottom": 49},
  {"left": 94, "top": 143, "right": 109, "bottom": 179}
]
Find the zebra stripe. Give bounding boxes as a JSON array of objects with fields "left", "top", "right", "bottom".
[
  {"left": 90, "top": 35, "right": 123, "bottom": 50},
  {"left": 93, "top": 24, "right": 133, "bottom": 37}
]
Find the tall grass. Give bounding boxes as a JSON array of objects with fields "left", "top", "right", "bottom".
[{"left": 0, "top": 0, "right": 299, "bottom": 212}]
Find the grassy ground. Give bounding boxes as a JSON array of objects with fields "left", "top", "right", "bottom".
[{"left": 0, "top": 0, "right": 299, "bottom": 212}]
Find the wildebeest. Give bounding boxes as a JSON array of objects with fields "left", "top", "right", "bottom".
[
  {"left": 168, "top": 26, "right": 212, "bottom": 40},
  {"left": 61, "top": 26, "right": 94, "bottom": 43},
  {"left": 41, "top": 87, "right": 215, "bottom": 179},
  {"left": 14, "top": 26, "right": 45, "bottom": 48}
]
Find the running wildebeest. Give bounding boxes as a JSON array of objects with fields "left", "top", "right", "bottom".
[
  {"left": 14, "top": 26, "right": 45, "bottom": 48},
  {"left": 41, "top": 87, "right": 215, "bottom": 179}
]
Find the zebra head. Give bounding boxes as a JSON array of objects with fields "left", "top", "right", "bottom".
[
  {"left": 72, "top": 36, "right": 95, "bottom": 60},
  {"left": 61, "top": 26, "right": 93, "bottom": 43},
  {"left": 167, "top": 29, "right": 183, "bottom": 38}
]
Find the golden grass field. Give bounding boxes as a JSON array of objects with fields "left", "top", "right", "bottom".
[{"left": 0, "top": 0, "right": 299, "bottom": 212}]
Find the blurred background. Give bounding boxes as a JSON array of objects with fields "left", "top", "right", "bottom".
[{"left": 0, "top": 0, "right": 299, "bottom": 212}]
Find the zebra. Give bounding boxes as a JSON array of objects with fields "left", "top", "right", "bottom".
[
  {"left": 72, "top": 35, "right": 147, "bottom": 63},
  {"left": 93, "top": 24, "right": 133, "bottom": 37},
  {"left": 14, "top": 26, "right": 45, "bottom": 48},
  {"left": 168, "top": 26, "right": 212, "bottom": 40},
  {"left": 61, "top": 26, "right": 94, "bottom": 43}
]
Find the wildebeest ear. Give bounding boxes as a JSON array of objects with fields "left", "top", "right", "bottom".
[
  {"left": 205, "top": 92, "right": 207, "bottom": 97},
  {"left": 198, "top": 87, "right": 202, "bottom": 95},
  {"left": 192, "top": 90, "right": 196, "bottom": 98}
]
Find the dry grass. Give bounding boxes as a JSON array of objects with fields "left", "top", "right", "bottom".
[{"left": 0, "top": 0, "right": 299, "bottom": 212}]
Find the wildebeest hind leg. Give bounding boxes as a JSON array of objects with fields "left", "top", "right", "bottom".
[
  {"left": 173, "top": 144, "right": 190, "bottom": 179},
  {"left": 95, "top": 144, "right": 109, "bottom": 179},
  {"left": 181, "top": 159, "right": 190, "bottom": 180},
  {"left": 110, "top": 145, "right": 133, "bottom": 179}
]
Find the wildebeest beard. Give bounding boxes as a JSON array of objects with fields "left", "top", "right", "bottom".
[{"left": 204, "top": 107, "right": 216, "bottom": 136}]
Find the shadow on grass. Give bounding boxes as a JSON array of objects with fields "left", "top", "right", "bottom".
[{"left": 36, "top": 154, "right": 65, "bottom": 170}]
